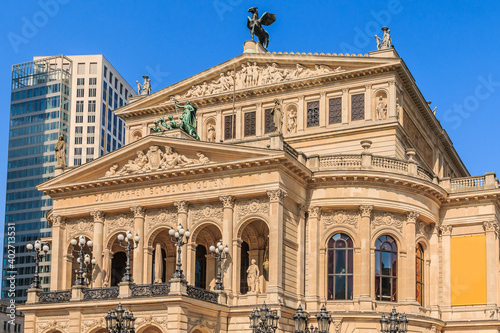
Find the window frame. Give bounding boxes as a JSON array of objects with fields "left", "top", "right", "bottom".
[{"left": 327, "top": 233, "right": 354, "bottom": 300}]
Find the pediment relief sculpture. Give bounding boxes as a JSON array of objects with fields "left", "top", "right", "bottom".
[
  {"left": 180, "top": 62, "right": 344, "bottom": 99},
  {"left": 102, "top": 145, "right": 212, "bottom": 178}
]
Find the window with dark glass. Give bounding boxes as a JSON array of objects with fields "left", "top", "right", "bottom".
[
  {"left": 244, "top": 111, "right": 256, "bottom": 136},
  {"left": 264, "top": 108, "right": 276, "bottom": 133},
  {"left": 375, "top": 235, "right": 398, "bottom": 301},
  {"left": 351, "top": 93, "right": 365, "bottom": 121},
  {"left": 327, "top": 233, "right": 353, "bottom": 300},
  {"left": 307, "top": 101, "right": 320, "bottom": 127},
  {"left": 240, "top": 241, "right": 250, "bottom": 294},
  {"left": 224, "top": 115, "right": 236, "bottom": 140},
  {"left": 195, "top": 245, "right": 207, "bottom": 289},
  {"left": 416, "top": 243, "right": 424, "bottom": 305},
  {"left": 329, "top": 97, "right": 342, "bottom": 124}
]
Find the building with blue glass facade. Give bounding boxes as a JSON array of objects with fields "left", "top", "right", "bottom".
[{"left": 3, "top": 55, "right": 136, "bottom": 302}]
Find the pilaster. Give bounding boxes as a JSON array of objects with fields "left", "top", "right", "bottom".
[
  {"left": 49, "top": 214, "right": 65, "bottom": 291},
  {"left": 365, "top": 84, "right": 372, "bottom": 121},
  {"left": 483, "top": 220, "right": 499, "bottom": 305},
  {"left": 174, "top": 201, "right": 189, "bottom": 280},
  {"left": 306, "top": 206, "right": 321, "bottom": 309},
  {"left": 342, "top": 88, "right": 349, "bottom": 125},
  {"left": 440, "top": 224, "right": 453, "bottom": 308},
  {"left": 296, "top": 204, "right": 307, "bottom": 300},
  {"left": 404, "top": 211, "right": 419, "bottom": 307},
  {"left": 359, "top": 205, "right": 373, "bottom": 310},
  {"left": 220, "top": 195, "right": 235, "bottom": 293},
  {"left": 388, "top": 80, "right": 397, "bottom": 119},
  {"left": 131, "top": 206, "right": 145, "bottom": 284},
  {"left": 319, "top": 91, "right": 327, "bottom": 127},
  {"left": 91, "top": 210, "right": 105, "bottom": 288},
  {"left": 297, "top": 95, "right": 304, "bottom": 132}
]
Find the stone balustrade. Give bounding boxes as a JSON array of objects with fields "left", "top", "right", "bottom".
[{"left": 442, "top": 172, "right": 499, "bottom": 192}]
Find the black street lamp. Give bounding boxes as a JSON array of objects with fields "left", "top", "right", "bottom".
[
  {"left": 26, "top": 240, "right": 49, "bottom": 290},
  {"left": 249, "top": 302, "right": 280, "bottom": 333},
  {"left": 70, "top": 236, "right": 93, "bottom": 286},
  {"left": 105, "top": 303, "right": 136, "bottom": 333},
  {"left": 117, "top": 231, "right": 140, "bottom": 283},
  {"left": 168, "top": 224, "right": 190, "bottom": 280},
  {"left": 293, "top": 304, "right": 331, "bottom": 333},
  {"left": 209, "top": 240, "right": 229, "bottom": 290},
  {"left": 380, "top": 307, "right": 408, "bottom": 333}
]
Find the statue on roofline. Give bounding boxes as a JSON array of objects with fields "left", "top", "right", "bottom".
[
  {"left": 375, "top": 26, "right": 392, "bottom": 50},
  {"left": 247, "top": 7, "right": 276, "bottom": 49},
  {"left": 150, "top": 99, "right": 200, "bottom": 140}
]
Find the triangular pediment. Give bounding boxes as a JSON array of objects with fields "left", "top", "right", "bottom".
[
  {"left": 116, "top": 49, "right": 401, "bottom": 118},
  {"left": 38, "top": 133, "right": 286, "bottom": 191}
]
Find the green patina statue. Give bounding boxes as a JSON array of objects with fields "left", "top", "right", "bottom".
[{"left": 150, "top": 99, "right": 199, "bottom": 140}]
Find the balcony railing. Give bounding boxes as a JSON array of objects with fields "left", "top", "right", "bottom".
[
  {"left": 320, "top": 155, "right": 362, "bottom": 168},
  {"left": 82, "top": 287, "right": 119, "bottom": 301},
  {"left": 130, "top": 283, "right": 170, "bottom": 297},
  {"left": 38, "top": 290, "right": 71, "bottom": 304},
  {"left": 186, "top": 285, "right": 219, "bottom": 304}
]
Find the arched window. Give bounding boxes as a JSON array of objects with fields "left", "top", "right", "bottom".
[
  {"left": 416, "top": 243, "right": 424, "bottom": 305},
  {"left": 195, "top": 245, "right": 207, "bottom": 289},
  {"left": 375, "top": 235, "right": 398, "bottom": 301},
  {"left": 111, "top": 252, "right": 127, "bottom": 286},
  {"left": 327, "top": 233, "right": 354, "bottom": 300}
]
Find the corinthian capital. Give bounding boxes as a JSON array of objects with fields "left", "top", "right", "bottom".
[
  {"left": 483, "top": 220, "right": 500, "bottom": 233},
  {"left": 406, "top": 211, "right": 419, "bottom": 224},
  {"left": 219, "top": 195, "right": 235, "bottom": 208},
  {"left": 439, "top": 224, "right": 453, "bottom": 236},
  {"left": 267, "top": 189, "right": 287, "bottom": 203},
  {"left": 174, "top": 201, "right": 189, "bottom": 214},
  {"left": 90, "top": 210, "right": 105, "bottom": 221},
  {"left": 359, "top": 205, "right": 373, "bottom": 218},
  {"left": 130, "top": 206, "right": 145, "bottom": 218},
  {"left": 309, "top": 206, "right": 322, "bottom": 219},
  {"left": 50, "top": 215, "right": 66, "bottom": 227}
]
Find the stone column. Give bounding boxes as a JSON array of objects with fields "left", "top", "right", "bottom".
[
  {"left": 232, "top": 238, "right": 242, "bottom": 296},
  {"left": 186, "top": 242, "right": 196, "bottom": 284},
  {"left": 365, "top": 84, "right": 372, "bottom": 121},
  {"left": 440, "top": 225, "right": 453, "bottom": 308},
  {"left": 307, "top": 206, "right": 321, "bottom": 308},
  {"left": 49, "top": 215, "right": 65, "bottom": 290},
  {"left": 216, "top": 109, "right": 222, "bottom": 142},
  {"left": 388, "top": 80, "right": 397, "bottom": 119},
  {"left": 220, "top": 195, "right": 235, "bottom": 293},
  {"left": 144, "top": 246, "right": 153, "bottom": 284},
  {"left": 359, "top": 205, "right": 373, "bottom": 310},
  {"left": 405, "top": 212, "right": 419, "bottom": 305},
  {"left": 297, "top": 95, "right": 305, "bottom": 132},
  {"left": 131, "top": 206, "right": 145, "bottom": 284},
  {"left": 266, "top": 189, "right": 287, "bottom": 302},
  {"left": 174, "top": 201, "right": 189, "bottom": 280},
  {"left": 235, "top": 106, "right": 242, "bottom": 140},
  {"left": 256, "top": 103, "right": 263, "bottom": 137},
  {"left": 91, "top": 210, "right": 105, "bottom": 288},
  {"left": 319, "top": 91, "right": 327, "bottom": 127},
  {"left": 296, "top": 204, "right": 307, "bottom": 299},
  {"left": 206, "top": 254, "right": 216, "bottom": 290},
  {"left": 342, "top": 88, "right": 349, "bottom": 125},
  {"left": 483, "top": 221, "right": 499, "bottom": 305}
]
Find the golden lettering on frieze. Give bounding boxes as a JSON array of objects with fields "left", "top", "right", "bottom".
[{"left": 95, "top": 178, "right": 228, "bottom": 203}]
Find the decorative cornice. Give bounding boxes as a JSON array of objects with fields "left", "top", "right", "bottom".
[
  {"left": 406, "top": 211, "right": 419, "bottom": 224},
  {"left": 130, "top": 206, "right": 146, "bottom": 218},
  {"left": 267, "top": 189, "right": 287, "bottom": 203},
  {"left": 359, "top": 205, "right": 373, "bottom": 218},
  {"left": 219, "top": 195, "right": 235, "bottom": 209},
  {"left": 174, "top": 201, "right": 189, "bottom": 214},
  {"left": 90, "top": 210, "right": 105, "bottom": 222},
  {"left": 309, "top": 206, "right": 322, "bottom": 219}
]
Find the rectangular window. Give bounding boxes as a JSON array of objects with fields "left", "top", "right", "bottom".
[
  {"left": 76, "top": 88, "right": 84, "bottom": 97},
  {"left": 75, "top": 126, "right": 83, "bottom": 133},
  {"left": 75, "top": 116, "right": 83, "bottom": 123},
  {"left": 329, "top": 97, "right": 342, "bottom": 124},
  {"left": 86, "top": 147, "right": 94, "bottom": 155},
  {"left": 89, "top": 88, "right": 96, "bottom": 97},
  {"left": 74, "top": 158, "right": 82, "bottom": 166},
  {"left": 87, "top": 136, "right": 95, "bottom": 144},
  {"left": 115, "top": 78, "right": 118, "bottom": 89},
  {"left": 89, "top": 78, "right": 97, "bottom": 85},
  {"left": 88, "top": 100, "right": 96, "bottom": 113},
  {"left": 89, "top": 62, "right": 97, "bottom": 74},
  {"left": 103, "top": 66, "right": 107, "bottom": 78},
  {"left": 224, "top": 115, "right": 236, "bottom": 140},
  {"left": 74, "top": 148, "right": 82, "bottom": 155},
  {"left": 86, "top": 157, "right": 94, "bottom": 163},
  {"left": 244, "top": 111, "right": 256, "bottom": 137},
  {"left": 74, "top": 137, "right": 82, "bottom": 144},
  {"left": 88, "top": 115, "right": 95, "bottom": 122},
  {"left": 77, "top": 63, "right": 85, "bottom": 74},
  {"left": 77, "top": 78, "right": 85, "bottom": 85},
  {"left": 76, "top": 101, "right": 84, "bottom": 112},
  {"left": 264, "top": 108, "right": 276, "bottom": 133},
  {"left": 120, "top": 83, "right": 123, "bottom": 95},
  {"left": 351, "top": 94, "right": 365, "bottom": 121},
  {"left": 125, "top": 89, "right": 128, "bottom": 98},
  {"left": 87, "top": 126, "right": 95, "bottom": 134},
  {"left": 109, "top": 71, "right": 113, "bottom": 83},
  {"left": 307, "top": 101, "right": 320, "bottom": 127}
]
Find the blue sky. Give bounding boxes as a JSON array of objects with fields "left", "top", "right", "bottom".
[{"left": 0, "top": 0, "right": 499, "bottom": 229}]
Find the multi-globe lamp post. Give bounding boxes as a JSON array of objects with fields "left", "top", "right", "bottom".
[
  {"left": 209, "top": 240, "right": 229, "bottom": 290},
  {"left": 117, "top": 231, "right": 140, "bottom": 283},
  {"left": 293, "top": 304, "right": 331, "bottom": 333},
  {"left": 26, "top": 240, "right": 50, "bottom": 289},
  {"left": 380, "top": 307, "right": 408, "bottom": 333},
  {"left": 168, "top": 224, "right": 190, "bottom": 279},
  {"left": 70, "top": 236, "right": 94, "bottom": 287},
  {"left": 249, "top": 302, "right": 281, "bottom": 333},
  {"left": 105, "top": 303, "right": 136, "bottom": 333}
]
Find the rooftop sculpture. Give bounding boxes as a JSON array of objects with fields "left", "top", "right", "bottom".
[
  {"left": 151, "top": 98, "right": 200, "bottom": 140},
  {"left": 375, "top": 26, "right": 392, "bottom": 50},
  {"left": 247, "top": 7, "right": 276, "bottom": 49},
  {"left": 136, "top": 75, "right": 151, "bottom": 95}
]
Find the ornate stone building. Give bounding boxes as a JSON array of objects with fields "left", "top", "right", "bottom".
[{"left": 20, "top": 41, "right": 500, "bottom": 333}]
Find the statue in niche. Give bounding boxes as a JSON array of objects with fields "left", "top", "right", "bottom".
[
  {"left": 117, "top": 150, "right": 148, "bottom": 175},
  {"left": 270, "top": 99, "right": 283, "bottom": 134},
  {"left": 287, "top": 108, "right": 297, "bottom": 133},
  {"left": 207, "top": 123, "right": 216, "bottom": 142},
  {"left": 54, "top": 135, "right": 66, "bottom": 168},
  {"left": 376, "top": 96, "right": 388, "bottom": 120},
  {"left": 375, "top": 26, "right": 392, "bottom": 50},
  {"left": 246, "top": 259, "right": 260, "bottom": 293}
]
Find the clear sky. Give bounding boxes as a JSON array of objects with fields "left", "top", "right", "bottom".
[{"left": 1, "top": 0, "right": 499, "bottom": 231}]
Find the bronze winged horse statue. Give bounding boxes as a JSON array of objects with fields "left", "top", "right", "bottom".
[{"left": 247, "top": 7, "right": 276, "bottom": 49}]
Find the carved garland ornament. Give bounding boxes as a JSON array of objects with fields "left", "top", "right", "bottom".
[
  {"left": 372, "top": 212, "right": 405, "bottom": 232},
  {"left": 135, "top": 315, "right": 168, "bottom": 328},
  {"left": 188, "top": 316, "right": 218, "bottom": 332},
  {"left": 106, "top": 213, "right": 134, "bottom": 233},
  {"left": 66, "top": 218, "right": 93, "bottom": 240},
  {"left": 237, "top": 198, "right": 270, "bottom": 219},
  {"left": 322, "top": 210, "right": 359, "bottom": 229},
  {"left": 219, "top": 195, "right": 235, "bottom": 208},
  {"left": 190, "top": 203, "right": 223, "bottom": 223},
  {"left": 82, "top": 318, "right": 105, "bottom": 333},
  {"left": 37, "top": 319, "right": 69, "bottom": 333},
  {"left": 146, "top": 208, "right": 177, "bottom": 229}
]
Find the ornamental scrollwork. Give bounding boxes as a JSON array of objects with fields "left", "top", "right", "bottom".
[
  {"left": 90, "top": 210, "right": 105, "bottom": 221},
  {"left": 66, "top": 218, "right": 93, "bottom": 240},
  {"left": 219, "top": 195, "right": 235, "bottom": 208},
  {"left": 106, "top": 213, "right": 134, "bottom": 233},
  {"left": 37, "top": 319, "right": 69, "bottom": 333},
  {"left": 483, "top": 220, "right": 500, "bottom": 235},
  {"left": 309, "top": 206, "right": 322, "bottom": 219},
  {"left": 237, "top": 198, "right": 270, "bottom": 219},
  {"left": 267, "top": 189, "right": 287, "bottom": 202},
  {"left": 359, "top": 205, "right": 373, "bottom": 218},
  {"left": 322, "top": 210, "right": 359, "bottom": 229},
  {"left": 416, "top": 221, "right": 434, "bottom": 239},
  {"left": 406, "top": 211, "right": 419, "bottom": 224},
  {"left": 439, "top": 224, "right": 453, "bottom": 236},
  {"left": 372, "top": 212, "right": 405, "bottom": 232},
  {"left": 130, "top": 205, "right": 146, "bottom": 218},
  {"left": 146, "top": 209, "right": 177, "bottom": 230},
  {"left": 190, "top": 203, "right": 223, "bottom": 223},
  {"left": 174, "top": 201, "right": 189, "bottom": 214},
  {"left": 82, "top": 318, "right": 105, "bottom": 333},
  {"left": 48, "top": 214, "right": 66, "bottom": 227},
  {"left": 135, "top": 314, "right": 168, "bottom": 328}
]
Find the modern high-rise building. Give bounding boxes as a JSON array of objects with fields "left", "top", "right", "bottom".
[{"left": 3, "top": 54, "right": 136, "bottom": 302}]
